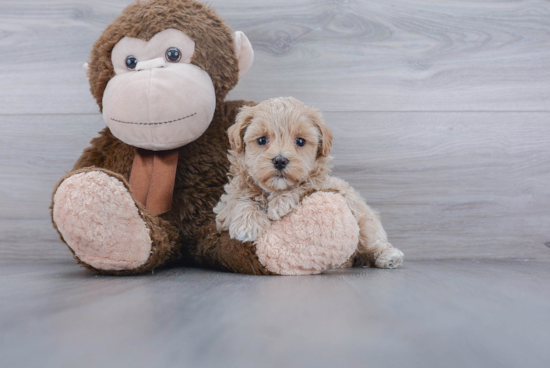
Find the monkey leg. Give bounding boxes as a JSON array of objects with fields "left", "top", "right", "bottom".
[
  {"left": 254, "top": 192, "right": 359, "bottom": 275},
  {"left": 191, "top": 223, "right": 274, "bottom": 275},
  {"left": 191, "top": 192, "right": 358, "bottom": 276},
  {"left": 51, "top": 167, "right": 179, "bottom": 275}
]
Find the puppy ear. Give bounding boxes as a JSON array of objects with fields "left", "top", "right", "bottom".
[
  {"left": 228, "top": 106, "right": 255, "bottom": 153},
  {"left": 310, "top": 110, "right": 333, "bottom": 156}
]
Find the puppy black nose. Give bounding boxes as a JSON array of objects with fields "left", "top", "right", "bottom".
[{"left": 272, "top": 155, "right": 289, "bottom": 170}]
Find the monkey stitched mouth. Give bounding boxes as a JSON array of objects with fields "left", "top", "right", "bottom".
[{"left": 111, "top": 112, "right": 197, "bottom": 126}]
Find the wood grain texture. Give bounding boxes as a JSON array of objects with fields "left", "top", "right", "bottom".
[
  {"left": 0, "top": 114, "right": 104, "bottom": 261},
  {"left": 2, "top": 112, "right": 549, "bottom": 261},
  {"left": 0, "top": 0, "right": 549, "bottom": 114},
  {"left": 327, "top": 111, "right": 550, "bottom": 260},
  {"left": 1, "top": 260, "right": 550, "bottom": 367}
]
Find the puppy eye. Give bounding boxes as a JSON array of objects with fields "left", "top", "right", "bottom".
[
  {"left": 165, "top": 47, "right": 182, "bottom": 63},
  {"left": 257, "top": 137, "right": 267, "bottom": 146},
  {"left": 295, "top": 138, "right": 306, "bottom": 147},
  {"left": 126, "top": 56, "right": 138, "bottom": 70}
]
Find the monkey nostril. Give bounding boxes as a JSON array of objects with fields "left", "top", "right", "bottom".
[{"left": 272, "top": 155, "right": 289, "bottom": 170}]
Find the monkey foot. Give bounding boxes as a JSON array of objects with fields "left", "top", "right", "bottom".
[
  {"left": 255, "top": 192, "right": 359, "bottom": 275},
  {"left": 52, "top": 169, "right": 152, "bottom": 271}
]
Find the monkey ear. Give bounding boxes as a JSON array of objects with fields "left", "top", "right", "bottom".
[
  {"left": 83, "top": 62, "right": 90, "bottom": 79},
  {"left": 310, "top": 110, "right": 333, "bottom": 157},
  {"left": 228, "top": 106, "right": 255, "bottom": 153},
  {"left": 233, "top": 31, "right": 254, "bottom": 79}
]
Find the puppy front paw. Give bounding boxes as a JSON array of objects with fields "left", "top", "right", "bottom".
[
  {"left": 267, "top": 192, "right": 300, "bottom": 221},
  {"left": 229, "top": 211, "right": 270, "bottom": 242},
  {"left": 375, "top": 247, "right": 404, "bottom": 269}
]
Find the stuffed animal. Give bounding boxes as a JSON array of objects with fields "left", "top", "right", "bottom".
[{"left": 51, "top": 0, "right": 402, "bottom": 276}]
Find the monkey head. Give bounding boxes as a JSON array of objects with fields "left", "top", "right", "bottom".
[{"left": 86, "top": 0, "right": 254, "bottom": 150}]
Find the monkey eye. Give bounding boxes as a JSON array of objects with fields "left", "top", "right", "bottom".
[
  {"left": 295, "top": 138, "right": 306, "bottom": 147},
  {"left": 165, "top": 47, "right": 182, "bottom": 63},
  {"left": 257, "top": 137, "right": 268, "bottom": 146},
  {"left": 126, "top": 56, "right": 138, "bottom": 70}
]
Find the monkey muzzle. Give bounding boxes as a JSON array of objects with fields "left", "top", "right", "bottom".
[{"left": 102, "top": 58, "right": 216, "bottom": 151}]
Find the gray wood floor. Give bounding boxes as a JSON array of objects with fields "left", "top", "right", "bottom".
[{"left": 2, "top": 260, "right": 550, "bottom": 368}]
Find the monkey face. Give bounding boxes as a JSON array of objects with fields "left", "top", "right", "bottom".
[{"left": 102, "top": 29, "right": 216, "bottom": 151}]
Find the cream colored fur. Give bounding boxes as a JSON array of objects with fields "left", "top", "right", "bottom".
[{"left": 214, "top": 97, "right": 404, "bottom": 269}]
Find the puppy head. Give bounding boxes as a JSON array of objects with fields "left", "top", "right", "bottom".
[{"left": 228, "top": 97, "right": 332, "bottom": 192}]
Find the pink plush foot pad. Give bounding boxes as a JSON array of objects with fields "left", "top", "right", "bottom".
[
  {"left": 255, "top": 192, "right": 359, "bottom": 275},
  {"left": 52, "top": 171, "right": 152, "bottom": 271}
]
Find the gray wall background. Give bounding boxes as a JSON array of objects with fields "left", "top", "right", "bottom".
[{"left": 1, "top": 0, "right": 549, "bottom": 262}]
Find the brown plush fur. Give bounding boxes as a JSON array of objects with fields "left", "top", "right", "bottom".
[{"left": 51, "top": 0, "right": 270, "bottom": 275}]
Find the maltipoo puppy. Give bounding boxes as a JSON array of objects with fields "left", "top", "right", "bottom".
[{"left": 214, "top": 97, "right": 404, "bottom": 268}]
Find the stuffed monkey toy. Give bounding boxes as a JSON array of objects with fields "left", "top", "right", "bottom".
[{"left": 51, "top": 0, "right": 389, "bottom": 276}]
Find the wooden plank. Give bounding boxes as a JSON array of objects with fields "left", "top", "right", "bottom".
[
  {"left": 326, "top": 111, "right": 550, "bottom": 260},
  {"left": 0, "top": 114, "right": 104, "bottom": 261},
  {"left": 1, "top": 260, "right": 550, "bottom": 367},
  {"left": 1, "top": 0, "right": 550, "bottom": 114},
  {"left": 1, "top": 112, "right": 549, "bottom": 261}
]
